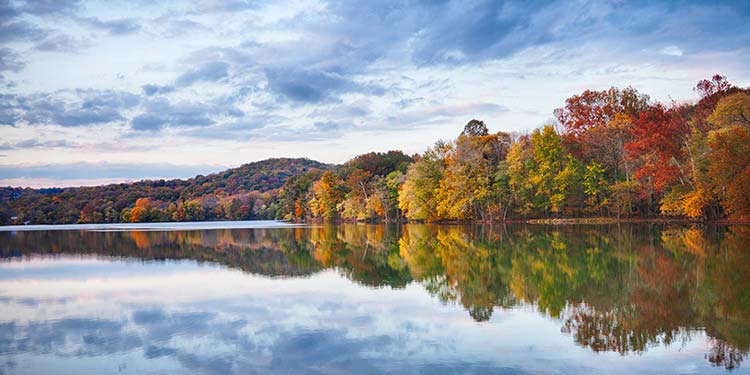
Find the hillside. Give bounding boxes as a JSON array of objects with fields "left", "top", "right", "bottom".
[{"left": 0, "top": 158, "right": 334, "bottom": 225}]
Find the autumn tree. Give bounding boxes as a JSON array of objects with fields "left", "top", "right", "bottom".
[
  {"left": 182, "top": 199, "right": 206, "bottom": 221},
  {"left": 657, "top": 76, "right": 745, "bottom": 220},
  {"left": 626, "top": 104, "right": 688, "bottom": 194},
  {"left": 399, "top": 143, "right": 448, "bottom": 221},
  {"left": 281, "top": 169, "right": 323, "bottom": 220},
  {"left": 436, "top": 121, "right": 512, "bottom": 221},
  {"left": 529, "top": 126, "right": 565, "bottom": 213},
  {"left": 310, "top": 171, "right": 345, "bottom": 220},
  {"left": 555, "top": 87, "right": 650, "bottom": 183},
  {"left": 129, "top": 198, "right": 152, "bottom": 223},
  {"left": 705, "top": 92, "right": 750, "bottom": 221}
]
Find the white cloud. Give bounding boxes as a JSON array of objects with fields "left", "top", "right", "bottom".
[
  {"left": 659, "top": 45, "right": 684, "bottom": 57},
  {"left": 0, "top": 0, "right": 748, "bottom": 185}
]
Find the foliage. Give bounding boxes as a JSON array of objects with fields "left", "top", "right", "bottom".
[{"left": 1, "top": 158, "right": 333, "bottom": 225}]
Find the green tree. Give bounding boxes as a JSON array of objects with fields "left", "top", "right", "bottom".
[{"left": 530, "top": 125, "right": 564, "bottom": 213}]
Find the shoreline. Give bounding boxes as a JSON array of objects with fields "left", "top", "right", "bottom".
[{"left": 2, "top": 217, "right": 749, "bottom": 230}]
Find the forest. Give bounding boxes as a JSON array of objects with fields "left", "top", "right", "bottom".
[{"left": 1, "top": 74, "right": 749, "bottom": 224}]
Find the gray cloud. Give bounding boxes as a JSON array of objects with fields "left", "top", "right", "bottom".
[
  {"left": 175, "top": 61, "right": 230, "bottom": 87},
  {"left": 130, "top": 97, "right": 243, "bottom": 131},
  {"left": 265, "top": 67, "right": 385, "bottom": 103},
  {"left": 141, "top": 84, "right": 175, "bottom": 96},
  {"left": 0, "top": 0, "right": 81, "bottom": 45},
  {"left": 0, "top": 48, "right": 25, "bottom": 74},
  {"left": 79, "top": 16, "right": 141, "bottom": 35},
  {"left": 0, "top": 138, "right": 73, "bottom": 150},
  {"left": 0, "top": 93, "right": 19, "bottom": 124},
  {"left": 34, "top": 34, "right": 88, "bottom": 52},
  {"left": 0, "top": 20, "right": 46, "bottom": 42},
  {"left": 16, "top": 0, "right": 82, "bottom": 16},
  {"left": 1, "top": 90, "right": 140, "bottom": 127},
  {"left": 131, "top": 114, "right": 168, "bottom": 131}
]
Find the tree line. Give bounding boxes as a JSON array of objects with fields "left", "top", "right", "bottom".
[
  {"left": 1, "top": 74, "right": 748, "bottom": 224},
  {"left": 0, "top": 158, "right": 332, "bottom": 225},
  {"left": 283, "top": 74, "right": 750, "bottom": 223}
]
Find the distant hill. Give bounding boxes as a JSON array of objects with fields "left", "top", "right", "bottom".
[
  {"left": 181, "top": 157, "right": 335, "bottom": 196},
  {"left": 0, "top": 158, "right": 335, "bottom": 225}
]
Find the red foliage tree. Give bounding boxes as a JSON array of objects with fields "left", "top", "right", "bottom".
[{"left": 626, "top": 104, "right": 689, "bottom": 193}]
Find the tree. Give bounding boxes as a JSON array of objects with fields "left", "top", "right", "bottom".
[
  {"left": 657, "top": 76, "right": 746, "bottom": 220},
  {"left": 506, "top": 136, "right": 535, "bottom": 216},
  {"left": 555, "top": 87, "right": 650, "bottom": 182},
  {"left": 310, "top": 171, "right": 345, "bottom": 220},
  {"left": 530, "top": 126, "right": 564, "bottom": 213},
  {"left": 708, "top": 92, "right": 750, "bottom": 129},
  {"left": 626, "top": 103, "right": 688, "bottom": 194},
  {"left": 183, "top": 199, "right": 205, "bottom": 221},
  {"left": 281, "top": 170, "right": 323, "bottom": 220},
  {"left": 692, "top": 74, "right": 738, "bottom": 133},
  {"left": 129, "top": 198, "right": 152, "bottom": 223},
  {"left": 385, "top": 170, "right": 406, "bottom": 220},
  {"left": 582, "top": 161, "right": 608, "bottom": 214},
  {"left": 399, "top": 144, "right": 448, "bottom": 221},
  {"left": 461, "top": 119, "right": 489, "bottom": 137},
  {"left": 707, "top": 120, "right": 750, "bottom": 221},
  {"left": 78, "top": 202, "right": 97, "bottom": 224},
  {"left": 435, "top": 127, "right": 512, "bottom": 221}
]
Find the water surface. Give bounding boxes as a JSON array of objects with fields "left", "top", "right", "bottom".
[{"left": 0, "top": 222, "right": 748, "bottom": 374}]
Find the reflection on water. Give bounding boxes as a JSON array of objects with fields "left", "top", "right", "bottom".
[{"left": 0, "top": 223, "right": 748, "bottom": 374}]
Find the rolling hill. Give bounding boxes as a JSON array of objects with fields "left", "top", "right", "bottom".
[{"left": 0, "top": 158, "right": 335, "bottom": 225}]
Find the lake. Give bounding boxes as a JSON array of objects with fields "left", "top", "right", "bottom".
[{"left": 0, "top": 221, "right": 748, "bottom": 374}]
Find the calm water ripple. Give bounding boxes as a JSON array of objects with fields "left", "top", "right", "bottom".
[{"left": 0, "top": 222, "right": 748, "bottom": 374}]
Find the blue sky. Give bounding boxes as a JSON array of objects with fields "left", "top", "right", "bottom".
[{"left": 0, "top": 0, "right": 749, "bottom": 187}]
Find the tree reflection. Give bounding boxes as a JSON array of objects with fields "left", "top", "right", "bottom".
[{"left": 1, "top": 223, "right": 749, "bottom": 368}]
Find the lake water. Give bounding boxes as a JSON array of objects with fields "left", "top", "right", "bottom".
[{"left": 0, "top": 222, "right": 748, "bottom": 374}]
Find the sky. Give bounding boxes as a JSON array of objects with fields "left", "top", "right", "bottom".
[{"left": 0, "top": 0, "right": 749, "bottom": 188}]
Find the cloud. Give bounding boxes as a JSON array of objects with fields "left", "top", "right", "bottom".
[
  {"left": 313, "top": 121, "right": 342, "bottom": 133},
  {"left": 141, "top": 84, "right": 175, "bottom": 96},
  {"left": 176, "top": 116, "right": 271, "bottom": 140},
  {"left": 0, "top": 48, "right": 25, "bottom": 74},
  {"left": 0, "top": 20, "right": 47, "bottom": 42},
  {"left": 175, "top": 61, "right": 230, "bottom": 87},
  {"left": 0, "top": 0, "right": 71, "bottom": 44},
  {"left": 131, "top": 114, "right": 168, "bottom": 131},
  {"left": 189, "top": 0, "right": 263, "bottom": 14},
  {"left": 2, "top": 90, "right": 140, "bottom": 127},
  {"left": 0, "top": 93, "right": 20, "bottom": 124},
  {"left": 265, "top": 67, "right": 385, "bottom": 103},
  {"left": 34, "top": 34, "right": 88, "bottom": 52},
  {"left": 0, "top": 138, "right": 73, "bottom": 150},
  {"left": 16, "top": 0, "right": 82, "bottom": 16},
  {"left": 130, "top": 97, "right": 243, "bottom": 131},
  {"left": 79, "top": 16, "right": 141, "bottom": 35},
  {"left": 158, "top": 18, "right": 209, "bottom": 38}
]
